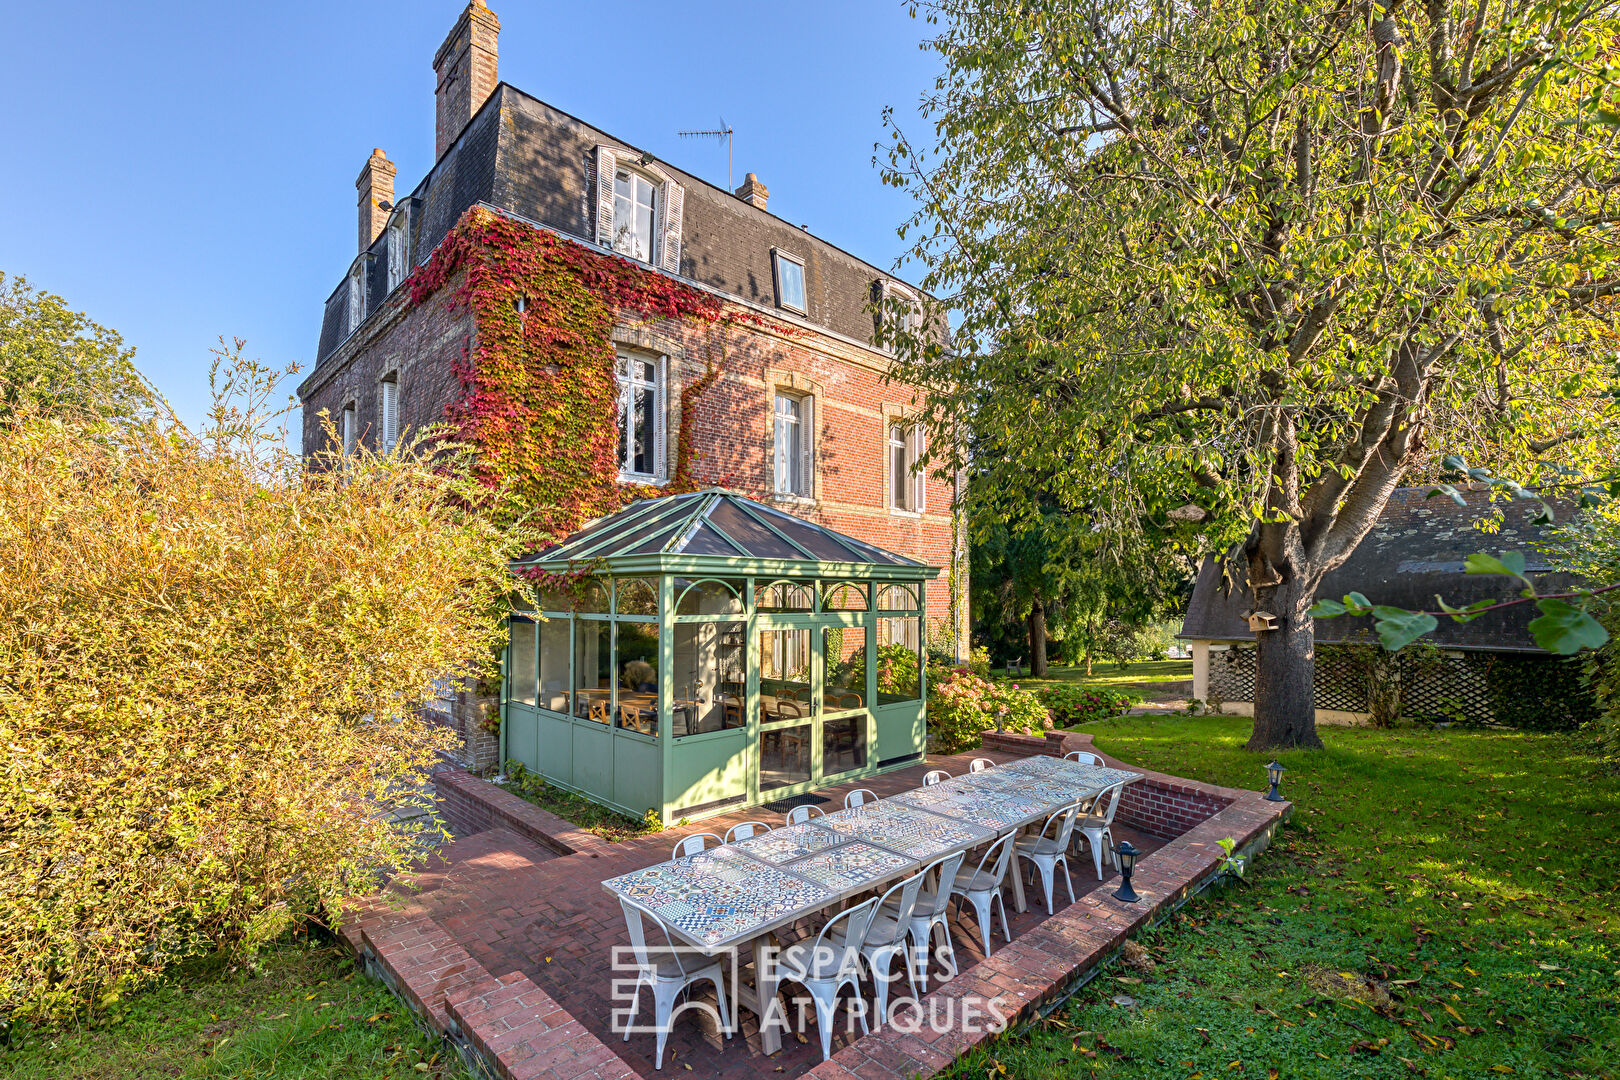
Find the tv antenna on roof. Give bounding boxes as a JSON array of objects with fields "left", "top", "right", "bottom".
[{"left": 679, "top": 117, "right": 734, "bottom": 190}]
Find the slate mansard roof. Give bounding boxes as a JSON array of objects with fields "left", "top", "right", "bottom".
[
  {"left": 309, "top": 84, "right": 927, "bottom": 373},
  {"left": 1181, "top": 488, "right": 1581, "bottom": 653}
]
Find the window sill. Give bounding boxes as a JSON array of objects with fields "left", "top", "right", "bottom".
[
  {"left": 888, "top": 507, "right": 923, "bottom": 519},
  {"left": 771, "top": 492, "right": 817, "bottom": 508},
  {"left": 619, "top": 473, "right": 668, "bottom": 486}
]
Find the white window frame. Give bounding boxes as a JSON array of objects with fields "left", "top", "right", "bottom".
[
  {"left": 616, "top": 351, "right": 666, "bottom": 482},
  {"left": 773, "top": 391, "right": 814, "bottom": 498},
  {"left": 611, "top": 166, "right": 659, "bottom": 265},
  {"left": 882, "top": 282, "right": 923, "bottom": 351},
  {"left": 888, "top": 420, "right": 926, "bottom": 514},
  {"left": 340, "top": 401, "right": 357, "bottom": 456},
  {"left": 772, "top": 249, "right": 807, "bottom": 313},
  {"left": 386, "top": 212, "right": 408, "bottom": 293},
  {"left": 346, "top": 264, "right": 365, "bottom": 336},
  {"left": 594, "top": 146, "right": 685, "bottom": 274},
  {"left": 379, "top": 373, "right": 399, "bottom": 453}
]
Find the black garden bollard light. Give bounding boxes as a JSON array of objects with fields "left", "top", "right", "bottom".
[
  {"left": 1113, "top": 840, "right": 1141, "bottom": 903},
  {"left": 1264, "top": 760, "right": 1288, "bottom": 802}
]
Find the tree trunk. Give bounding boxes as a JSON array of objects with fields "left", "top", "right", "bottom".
[
  {"left": 1084, "top": 650, "right": 1093, "bottom": 677},
  {"left": 1028, "top": 598, "right": 1048, "bottom": 678},
  {"left": 1245, "top": 578, "right": 1324, "bottom": 750}
]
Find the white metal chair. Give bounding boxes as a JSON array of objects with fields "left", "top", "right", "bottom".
[
  {"left": 864, "top": 868, "right": 929, "bottom": 1026},
  {"left": 776, "top": 896, "right": 880, "bottom": 1061},
  {"left": 949, "top": 831, "right": 1018, "bottom": 957},
  {"left": 893, "top": 850, "right": 968, "bottom": 992},
  {"left": 783, "top": 804, "right": 825, "bottom": 826},
  {"left": 617, "top": 897, "right": 732, "bottom": 1070},
  {"left": 724, "top": 820, "right": 772, "bottom": 844},
  {"left": 1064, "top": 750, "right": 1102, "bottom": 765},
  {"left": 1075, "top": 781, "right": 1127, "bottom": 879},
  {"left": 1013, "top": 801, "right": 1083, "bottom": 914},
  {"left": 969, "top": 758, "right": 995, "bottom": 773},
  {"left": 844, "top": 788, "right": 878, "bottom": 809},
  {"left": 670, "top": 832, "right": 725, "bottom": 860},
  {"left": 921, "top": 770, "right": 951, "bottom": 786}
]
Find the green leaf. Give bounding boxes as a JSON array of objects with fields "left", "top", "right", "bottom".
[
  {"left": 1374, "top": 610, "right": 1439, "bottom": 652},
  {"left": 1464, "top": 552, "right": 1528, "bottom": 580},
  {"left": 1527, "top": 600, "right": 1610, "bottom": 654},
  {"left": 1426, "top": 484, "right": 1466, "bottom": 506},
  {"left": 1311, "top": 599, "right": 1348, "bottom": 618},
  {"left": 1344, "top": 591, "right": 1372, "bottom": 612},
  {"left": 1435, "top": 596, "right": 1495, "bottom": 623}
]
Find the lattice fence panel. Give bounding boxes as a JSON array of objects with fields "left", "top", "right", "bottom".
[
  {"left": 1210, "top": 646, "right": 1369, "bottom": 712},
  {"left": 1208, "top": 648, "right": 1254, "bottom": 705},
  {"left": 1208, "top": 646, "right": 1593, "bottom": 728},
  {"left": 1399, "top": 653, "right": 1495, "bottom": 723},
  {"left": 1315, "top": 648, "right": 1371, "bottom": 712}
]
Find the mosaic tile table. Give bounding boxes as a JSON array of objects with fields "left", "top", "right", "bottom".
[{"left": 600, "top": 755, "right": 1141, "bottom": 1055}]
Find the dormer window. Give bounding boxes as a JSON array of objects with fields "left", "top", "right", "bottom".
[
  {"left": 386, "top": 213, "right": 408, "bottom": 292},
  {"left": 346, "top": 264, "right": 365, "bottom": 335},
  {"left": 613, "top": 168, "right": 658, "bottom": 263},
  {"left": 594, "top": 146, "right": 685, "bottom": 274},
  {"left": 773, "top": 250, "right": 806, "bottom": 313}
]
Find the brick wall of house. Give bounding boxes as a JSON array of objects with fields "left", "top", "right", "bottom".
[
  {"left": 298, "top": 268, "right": 474, "bottom": 457},
  {"left": 307, "top": 249, "right": 962, "bottom": 642},
  {"left": 599, "top": 295, "right": 960, "bottom": 639}
]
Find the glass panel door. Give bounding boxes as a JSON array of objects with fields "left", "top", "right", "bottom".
[
  {"left": 757, "top": 623, "right": 814, "bottom": 795},
  {"left": 820, "top": 625, "right": 869, "bottom": 777}
]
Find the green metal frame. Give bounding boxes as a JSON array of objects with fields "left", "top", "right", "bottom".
[{"left": 501, "top": 493, "right": 939, "bottom": 823}]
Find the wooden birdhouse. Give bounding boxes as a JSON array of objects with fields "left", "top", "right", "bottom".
[{"left": 1246, "top": 610, "right": 1279, "bottom": 633}]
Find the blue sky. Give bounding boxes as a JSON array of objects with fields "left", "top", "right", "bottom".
[{"left": 0, "top": 1, "right": 940, "bottom": 429}]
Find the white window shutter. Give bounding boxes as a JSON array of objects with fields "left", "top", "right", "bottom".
[
  {"left": 660, "top": 181, "right": 685, "bottom": 274},
  {"left": 381, "top": 378, "right": 399, "bottom": 452},
  {"left": 799, "top": 395, "right": 814, "bottom": 497},
  {"left": 594, "top": 146, "right": 618, "bottom": 247},
  {"left": 655, "top": 357, "right": 668, "bottom": 479},
  {"left": 914, "top": 424, "right": 927, "bottom": 512}
]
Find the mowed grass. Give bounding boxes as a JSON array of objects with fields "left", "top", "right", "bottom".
[
  {"left": 946, "top": 716, "right": 1619, "bottom": 1080},
  {"left": 1008, "top": 658, "right": 1194, "bottom": 690},
  {"left": 3, "top": 939, "right": 471, "bottom": 1080}
]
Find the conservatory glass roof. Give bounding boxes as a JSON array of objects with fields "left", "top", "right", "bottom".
[{"left": 518, "top": 489, "right": 926, "bottom": 571}]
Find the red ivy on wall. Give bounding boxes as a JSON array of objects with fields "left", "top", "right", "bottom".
[{"left": 407, "top": 206, "right": 778, "bottom": 539}]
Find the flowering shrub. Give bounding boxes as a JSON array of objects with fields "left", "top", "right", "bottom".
[
  {"left": 927, "top": 670, "right": 1050, "bottom": 751},
  {"left": 850, "top": 642, "right": 922, "bottom": 701},
  {"left": 1037, "top": 683, "right": 1139, "bottom": 726}
]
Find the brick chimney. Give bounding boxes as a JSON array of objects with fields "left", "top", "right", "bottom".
[
  {"left": 434, "top": 0, "right": 501, "bottom": 161},
  {"left": 735, "top": 172, "right": 768, "bottom": 211},
  {"left": 356, "top": 148, "right": 397, "bottom": 252}
]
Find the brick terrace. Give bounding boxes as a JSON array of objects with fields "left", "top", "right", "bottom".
[{"left": 345, "top": 732, "right": 1291, "bottom": 1080}]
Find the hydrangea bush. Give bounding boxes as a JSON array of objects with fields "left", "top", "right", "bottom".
[
  {"left": 927, "top": 669, "right": 1050, "bottom": 752},
  {"left": 1037, "top": 683, "right": 1139, "bottom": 726}
]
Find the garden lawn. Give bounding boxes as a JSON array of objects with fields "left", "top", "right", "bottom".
[
  {"left": 1011, "top": 658, "right": 1193, "bottom": 690},
  {"left": 3, "top": 939, "right": 471, "bottom": 1080},
  {"left": 948, "top": 715, "right": 1619, "bottom": 1080}
]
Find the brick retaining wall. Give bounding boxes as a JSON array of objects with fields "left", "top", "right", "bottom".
[
  {"left": 356, "top": 735, "right": 1289, "bottom": 1080},
  {"left": 435, "top": 767, "right": 620, "bottom": 859},
  {"left": 979, "top": 729, "right": 1235, "bottom": 838}
]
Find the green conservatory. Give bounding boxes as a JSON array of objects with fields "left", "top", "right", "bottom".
[{"left": 501, "top": 489, "right": 938, "bottom": 823}]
